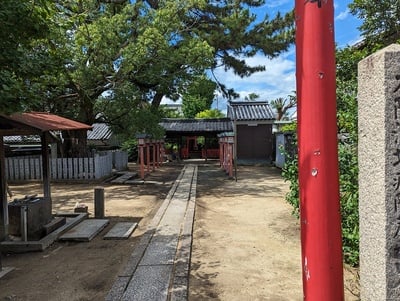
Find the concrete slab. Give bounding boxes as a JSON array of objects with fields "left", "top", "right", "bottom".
[
  {"left": 122, "top": 265, "right": 173, "bottom": 301},
  {"left": 104, "top": 222, "right": 137, "bottom": 240},
  {"left": 59, "top": 219, "right": 109, "bottom": 242},
  {"left": 0, "top": 267, "right": 14, "bottom": 279},
  {"left": 111, "top": 172, "right": 138, "bottom": 184}
]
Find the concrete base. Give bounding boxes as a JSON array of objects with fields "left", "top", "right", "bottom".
[
  {"left": 0, "top": 213, "right": 87, "bottom": 253},
  {"left": 0, "top": 266, "right": 14, "bottom": 279}
]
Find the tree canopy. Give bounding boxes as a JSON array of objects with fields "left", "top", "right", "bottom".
[
  {"left": 195, "top": 109, "right": 225, "bottom": 119},
  {"left": 349, "top": 1, "right": 400, "bottom": 46},
  {"left": 181, "top": 75, "right": 217, "bottom": 118},
  {"left": 270, "top": 94, "right": 296, "bottom": 121},
  {"left": 0, "top": 0, "right": 53, "bottom": 114},
  {"left": 1, "top": 0, "right": 294, "bottom": 138}
]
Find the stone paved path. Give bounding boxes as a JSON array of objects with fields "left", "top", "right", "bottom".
[{"left": 106, "top": 165, "right": 197, "bottom": 301}]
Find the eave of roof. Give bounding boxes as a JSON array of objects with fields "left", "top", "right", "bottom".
[
  {"left": 0, "top": 112, "right": 92, "bottom": 136},
  {"left": 87, "top": 123, "right": 112, "bottom": 141},
  {"left": 160, "top": 118, "right": 233, "bottom": 134}
]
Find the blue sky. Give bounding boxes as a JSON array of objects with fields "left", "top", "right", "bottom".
[
  {"left": 161, "top": 1, "right": 362, "bottom": 115},
  {"left": 211, "top": 0, "right": 362, "bottom": 113}
]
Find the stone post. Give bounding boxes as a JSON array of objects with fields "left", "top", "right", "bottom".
[
  {"left": 359, "top": 44, "right": 400, "bottom": 300},
  {"left": 94, "top": 187, "right": 105, "bottom": 219}
]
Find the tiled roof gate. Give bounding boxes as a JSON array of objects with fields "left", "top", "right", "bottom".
[
  {"left": 227, "top": 101, "right": 275, "bottom": 121},
  {"left": 227, "top": 101, "right": 275, "bottom": 163}
]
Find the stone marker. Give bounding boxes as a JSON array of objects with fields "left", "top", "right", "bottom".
[{"left": 359, "top": 44, "right": 400, "bottom": 300}]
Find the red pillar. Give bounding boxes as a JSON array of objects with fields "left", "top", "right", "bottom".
[
  {"left": 139, "top": 144, "right": 145, "bottom": 180},
  {"left": 146, "top": 140, "right": 151, "bottom": 173},
  {"left": 295, "top": 1, "right": 344, "bottom": 300},
  {"left": 155, "top": 141, "right": 160, "bottom": 168},
  {"left": 152, "top": 140, "right": 156, "bottom": 171},
  {"left": 223, "top": 138, "right": 227, "bottom": 172},
  {"left": 227, "top": 134, "right": 234, "bottom": 178},
  {"left": 160, "top": 141, "right": 165, "bottom": 165},
  {"left": 219, "top": 138, "right": 223, "bottom": 167},
  {"left": 228, "top": 144, "right": 233, "bottom": 177}
]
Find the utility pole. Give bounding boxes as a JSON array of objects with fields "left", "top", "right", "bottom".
[{"left": 295, "top": 0, "right": 344, "bottom": 300}]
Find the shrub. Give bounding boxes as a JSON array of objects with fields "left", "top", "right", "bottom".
[{"left": 282, "top": 134, "right": 359, "bottom": 266}]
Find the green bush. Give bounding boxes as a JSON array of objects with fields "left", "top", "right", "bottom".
[
  {"left": 338, "top": 142, "right": 359, "bottom": 266},
  {"left": 282, "top": 135, "right": 359, "bottom": 266},
  {"left": 121, "top": 139, "right": 138, "bottom": 162},
  {"left": 281, "top": 136, "right": 299, "bottom": 218}
]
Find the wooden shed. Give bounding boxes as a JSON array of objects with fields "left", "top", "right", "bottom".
[
  {"left": 0, "top": 112, "right": 92, "bottom": 241},
  {"left": 227, "top": 101, "right": 275, "bottom": 164}
]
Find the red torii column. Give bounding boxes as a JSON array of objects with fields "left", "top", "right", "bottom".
[{"left": 295, "top": 0, "right": 344, "bottom": 300}]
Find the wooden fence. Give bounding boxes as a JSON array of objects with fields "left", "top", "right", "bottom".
[{"left": 5, "top": 150, "right": 128, "bottom": 181}]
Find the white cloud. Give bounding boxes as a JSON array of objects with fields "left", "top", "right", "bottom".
[
  {"left": 161, "top": 50, "right": 296, "bottom": 113},
  {"left": 264, "top": 0, "right": 292, "bottom": 8},
  {"left": 336, "top": 9, "right": 350, "bottom": 21},
  {"left": 212, "top": 50, "right": 296, "bottom": 106}
]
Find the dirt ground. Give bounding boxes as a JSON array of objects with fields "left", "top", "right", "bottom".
[
  {"left": 0, "top": 162, "right": 359, "bottom": 301},
  {"left": 189, "top": 165, "right": 359, "bottom": 301},
  {"left": 0, "top": 164, "right": 182, "bottom": 301}
]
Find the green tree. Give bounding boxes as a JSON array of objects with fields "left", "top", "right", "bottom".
[
  {"left": 0, "top": 0, "right": 54, "bottom": 114},
  {"left": 349, "top": 1, "right": 400, "bottom": 46},
  {"left": 159, "top": 105, "right": 184, "bottom": 118},
  {"left": 2, "top": 0, "right": 294, "bottom": 141},
  {"left": 195, "top": 109, "right": 225, "bottom": 119},
  {"left": 182, "top": 75, "right": 217, "bottom": 118},
  {"left": 270, "top": 94, "right": 296, "bottom": 120},
  {"left": 244, "top": 93, "right": 260, "bottom": 101}
]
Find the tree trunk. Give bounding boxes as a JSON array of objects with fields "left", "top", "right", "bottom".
[{"left": 151, "top": 92, "right": 164, "bottom": 109}]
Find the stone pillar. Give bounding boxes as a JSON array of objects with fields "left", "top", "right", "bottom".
[
  {"left": 359, "top": 44, "right": 400, "bottom": 300},
  {"left": 94, "top": 187, "right": 105, "bottom": 219}
]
